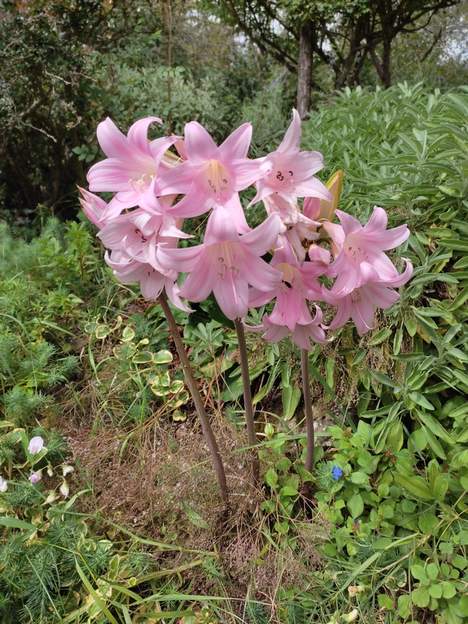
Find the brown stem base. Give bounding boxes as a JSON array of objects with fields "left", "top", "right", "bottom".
[
  {"left": 159, "top": 294, "right": 229, "bottom": 506},
  {"left": 234, "top": 319, "right": 260, "bottom": 483},
  {"left": 301, "top": 349, "right": 315, "bottom": 473}
]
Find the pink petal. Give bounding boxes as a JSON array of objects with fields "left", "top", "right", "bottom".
[
  {"left": 362, "top": 224, "right": 410, "bottom": 250},
  {"left": 106, "top": 191, "right": 143, "bottom": 217},
  {"left": 96, "top": 117, "right": 132, "bottom": 159},
  {"left": 322, "top": 222, "right": 345, "bottom": 253},
  {"left": 204, "top": 206, "right": 239, "bottom": 244},
  {"left": 158, "top": 244, "right": 204, "bottom": 272},
  {"left": 158, "top": 161, "right": 201, "bottom": 195},
  {"left": 249, "top": 287, "right": 276, "bottom": 307},
  {"left": 336, "top": 209, "right": 361, "bottom": 235},
  {"left": 184, "top": 121, "right": 218, "bottom": 162},
  {"left": 165, "top": 279, "right": 191, "bottom": 312},
  {"left": 219, "top": 123, "right": 252, "bottom": 160},
  {"left": 224, "top": 194, "right": 249, "bottom": 234},
  {"left": 180, "top": 261, "right": 216, "bottom": 302},
  {"left": 384, "top": 259, "right": 413, "bottom": 287},
  {"left": 303, "top": 196, "right": 320, "bottom": 220},
  {"left": 364, "top": 206, "right": 387, "bottom": 232},
  {"left": 242, "top": 250, "right": 281, "bottom": 291},
  {"left": 149, "top": 135, "right": 179, "bottom": 165},
  {"left": 140, "top": 268, "right": 165, "bottom": 299},
  {"left": 294, "top": 177, "right": 331, "bottom": 201},
  {"left": 87, "top": 159, "right": 137, "bottom": 192},
  {"left": 241, "top": 214, "right": 282, "bottom": 255},
  {"left": 127, "top": 116, "right": 162, "bottom": 154},
  {"left": 167, "top": 187, "right": 211, "bottom": 219},
  {"left": 329, "top": 297, "right": 352, "bottom": 330},
  {"left": 233, "top": 157, "right": 268, "bottom": 190},
  {"left": 277, "top": 109, "right": 301, "bottom": 153},
  {"left": 213, "top": 273, "right": 249, "bottom": 320},
  {"left": 353, "top": 294, "right": 376, "bottom": 336},
  {"left": 365, "top": 283, "right": 400, "bottom": 309}
]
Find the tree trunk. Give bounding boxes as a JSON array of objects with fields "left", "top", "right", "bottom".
[
  {"left": 296, "top": 20, "right": 314, "bottom": 118},
  {"left": 381, "top": 38, "right": 392, "bottom": 87}
]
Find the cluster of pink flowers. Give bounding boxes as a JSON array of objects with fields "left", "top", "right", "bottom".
[{"left": 81, "top": 111, "right": 412, "bottom": 347}]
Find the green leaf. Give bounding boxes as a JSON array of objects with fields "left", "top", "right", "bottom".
[
  {"left": 412, "top": 587, "right": 430, "bottom": 608},
  {"left": 182, "top": 504, "right": 209, "bottom": 529},
  {"left": 153, "top": 350, "right": 173, "bottom": 365},
  {"left": 349, "top": 471, "right": 369, "bottom": 485},
  {"left": 265, "top": 468, "right": 278, "bottom": 489},
  {"left": 368, "top": 328, "right": 392, "bottom": 346},
  {"left": 393, "top": 327, "right": 403, "bottom": 355},
  {"left": 418, "top": 512, "right": 438, "bottom": 534},
  {"left": 394, "top": 474, "right": 433, "bottom": 500},
  {"left": 280, "top": 485, "right": 298, "bottom": 497},
  {"left": 370, "top": 371, "right": 395, "bottom": 387},
  {"left": 418, "top": 411, "right": 454, "bottom": 445},
  {"left": 347, "top": 493, "right": 364, "bottom": 518},
  {"left": 427, "top": 563, "right": 439, "bottom": 581},
  {"left": 0, "top": 516, "right": 36, "bottom": 532},
  {"left": 409, "top": 392, "right": 434, "bottom": 411},
  {"left": 411, "top": 564, "right": 426, "bottom": 581},
  {"left": 441, "top": 581, "right": 457, "bottom": 599}
]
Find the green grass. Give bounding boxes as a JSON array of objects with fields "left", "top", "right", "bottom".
[{"left": 0, "top": 84, "right": 467, "bottom": 623}]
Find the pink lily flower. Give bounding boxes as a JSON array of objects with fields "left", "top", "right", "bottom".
[
  {"left": 158, "top": 121, "right": 264, "bottom": 232},
  {"left": 249, "top": 308, "right": 327, "bottom": 350},
  {"left": 87, "top": 117, "right": 178, "bottom": 218},
  {"left": 251, "top": 109, "right": 330, "bottom": 206},
  {"left": 249, "top": 240, "right": 326, "bottom": 329},
  {"left": 263, "top": 194, "right": 321, "bottom": 260},
  {"left": 158, "top": 206, "right": 282, "bottom": 320},
  {"left": 105, "top": 251, "right": 188, "bottom": 311},
  {"left": 78, "top": 187, "right": 109, "bottom": 227},
  {"left": 326, "top": 259, "right": 413, "bottom": 335},
  {"left": 326, "top": 206, "right": 410, "bottom": 296},
  {"left": 98, "top": 208, "right": 188, "bottom": 271}
]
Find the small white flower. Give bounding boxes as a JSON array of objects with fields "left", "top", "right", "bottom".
[
  {"left": 59, "top": 480, "right": 69, "bottom": 498},
  {"left": 0, "top": 477, "right": 8, "bottom": 493},
  {"left": 29, "top": 471, "right": 42, "bottom": 485},
  {"left": 28, "top": 436, "right": 44, "bottom": 455}
]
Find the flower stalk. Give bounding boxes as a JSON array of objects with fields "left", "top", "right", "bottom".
[
  {"left": 234, "top": 318, "right": 260, "bottom": 482},
  {"left": 158, "top": 293, "right": 229, "bottom": 505},
  {"left": 301, "top": 349, "right": 315, "bottom": 472}
]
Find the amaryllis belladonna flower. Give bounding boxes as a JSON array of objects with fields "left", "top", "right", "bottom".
[
  {"left": 159, "top": 121, "right": 264, "bottom": 232},
  {"left": 251, "top": 109, "right": 330, "bottom": 207},
  {"left": 159, "top": 207, "right": 282, "bottom": 320},
  {"left": 87, "top": 117, "right": 178, "bottom": 218},
  {"left": 326, "top": 259, "right": 413, "bottom": 335},
  {"left": 325, "top": 206, "right": 410, "bottom": 296},
  {"left": 105, "top": 250, "right": 189, "bottom": 311}
]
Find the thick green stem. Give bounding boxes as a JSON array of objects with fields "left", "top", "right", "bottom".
[
  {"left": 159, "top": 294, "right": 229, "bottom": 505},
  {"left": 301, "top": 349, "right": 315, "bottom": 472},
  {"left": 234, "top": 319, "right": 260, "bottom": 482}
]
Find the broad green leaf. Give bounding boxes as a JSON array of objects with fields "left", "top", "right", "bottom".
[
  {"left": 347, "top": 493, "right": 364, "bottom": 518},
  {"left": 394, "top": 474, "right": 432, "bottom": 500}
]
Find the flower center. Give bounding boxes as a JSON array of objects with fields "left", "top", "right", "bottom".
[
  {"left": 344, "top": 234, "right": 368, "bottom": 261},
  {"left": 214, "top": 242, "right": 239, "bottom": 278},
  {"left": 130, "top": 171, "right": 155, "bottom": 191},
  {"left": 267, "top": 158, "right": 294, "bottom": 190},
  {"left": 277, "top": 262, "right": 298, "bottom": 288},
  {"left": 205, "top": 160, "right": 230, "bottom": 198}
]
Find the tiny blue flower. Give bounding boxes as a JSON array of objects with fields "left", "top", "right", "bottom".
[{"left": 331, "top": 466, "right": 343, "bottom": 481}]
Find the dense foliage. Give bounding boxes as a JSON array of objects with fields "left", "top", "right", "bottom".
[{"left": 0, "top": 85, "right": 467, "bottom": 623}]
